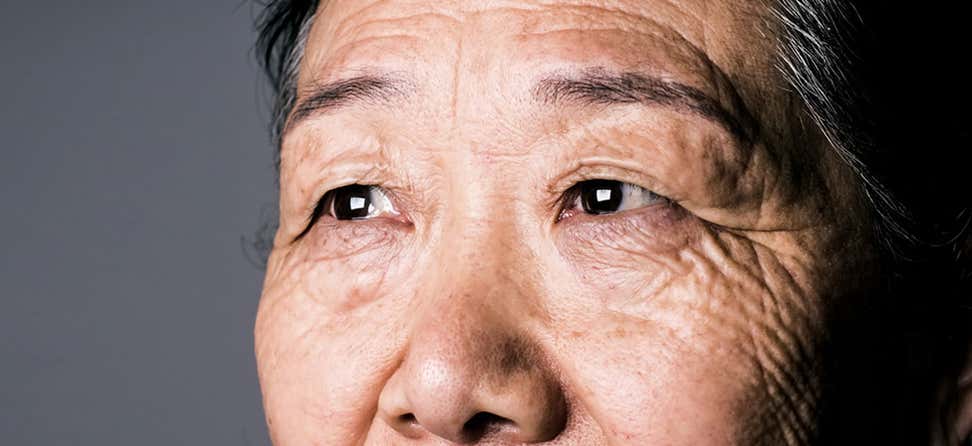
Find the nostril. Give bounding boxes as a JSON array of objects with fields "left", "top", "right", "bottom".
[
  {"left": 462, "top": 411, "right": 515, "bottom": 439},
  {"left": 398, "top": 413, "right": 417, "bottom": 425},
  {"left": 391, "top": 413, "right": 424, "bottom": 439}
]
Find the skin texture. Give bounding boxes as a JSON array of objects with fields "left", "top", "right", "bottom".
[{"left": 254, "top": 0, "right": 888, "bottom": 444}]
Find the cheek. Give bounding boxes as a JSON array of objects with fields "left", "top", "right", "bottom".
[
  {"left": 551, "top": 214, "right": 829, "bottom": 444},
  {"left": 254, "top": 225, "right": 415, "bottom": 443},
  {"left": 553, "top": 203, "right": 699, "bottom": 310},
  {"left": 255, "top": 283, "right": 406, "bottom": 444},
  {"left": 280, "top": 219, "right": 413, "bottom": 311}
]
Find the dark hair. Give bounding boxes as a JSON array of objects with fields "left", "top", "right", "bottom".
[
  {"left": 253, "top": 1, "right": 970, "bottom": 443},
  {"left": 254, "top": 0, "right": 319, "bottom": 170}
]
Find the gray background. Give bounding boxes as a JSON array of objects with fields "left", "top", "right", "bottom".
[{"left": 1, "top": 2, "right": 274, "bottom": 444}]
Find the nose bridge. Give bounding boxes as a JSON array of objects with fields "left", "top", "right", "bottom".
[
  {"left": 423, "top": 160, "right": 548, "bottom": 375},
  {"left": 376, "top": 207, "right": 566, "bottom": 443},
  {"left": 412, "top": 235, "right": 538, "bottom": 387},
  {"left": 438, "top": 184, "right": 535, "bottom": 306}
]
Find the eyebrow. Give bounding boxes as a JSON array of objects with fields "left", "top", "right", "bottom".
[
  {"left": 284, "top": 74, "right": 410, "bottom": 133},
  {"left": 284, "top": 69, "right": 754, "bottom": 143},
  {"left": 533, "top": 69, "right": 754, "bottom": 143}
]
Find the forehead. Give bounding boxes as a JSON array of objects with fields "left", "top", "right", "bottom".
[{"left": 297, "top": 0, "right": 782, "bottom": 112}]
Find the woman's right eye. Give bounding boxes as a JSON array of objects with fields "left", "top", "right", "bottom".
[
  {"left": 294, "top": 184, "right": 401, "bottom": 242},
  {"left": 321, "top": 184, "right": 398, "bottom": 220}
]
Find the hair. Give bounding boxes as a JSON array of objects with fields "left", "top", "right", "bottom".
[
  {"left": 254, "top": 0, "right": 319, "bottom": 170},
  {"left": 253, "top": 1, "right": 970, "bottom": 443},
  {"left": 774, "top": 2, "right": 970, "bottom": 444}
]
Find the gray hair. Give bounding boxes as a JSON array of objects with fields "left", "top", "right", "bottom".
[{"left": 772, "top": 0, "right": 915, "bottom": 255}]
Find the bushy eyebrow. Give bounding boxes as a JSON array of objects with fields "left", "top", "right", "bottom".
[
  {"left": 284, "top": 74, "right": 410, "bottom": 134},
  {"left": 533, "top": 69, "right": 753, "bottom": 143},
  {"left": 284, "top": 69, "right": 753, "bottom": 144}
]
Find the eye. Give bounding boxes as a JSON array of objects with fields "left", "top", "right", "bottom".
[
  {"left": 321, "top": 184, "right": 398, "bottom": 221},
  {"left": 294, "top": 184, "right": 401, "bottom": 242},
  {"left": 561, "top": 179, "right": 665, "bottom": 218}
]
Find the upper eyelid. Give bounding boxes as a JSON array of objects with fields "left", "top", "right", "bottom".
[
  {"left": 545, "top": 160, "right": 673, "bottom": 198},
  {"left": 294, "top": 160, "right": 399, "bottom": 211}
]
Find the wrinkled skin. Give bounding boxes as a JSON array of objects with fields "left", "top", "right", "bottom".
[{"left": 255, "top": 0, "right": 885, "bottom": 444}]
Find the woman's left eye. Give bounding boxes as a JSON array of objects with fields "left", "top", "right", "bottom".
[{"left": 561, "top": 179, "right": 665, "bottom": 217}]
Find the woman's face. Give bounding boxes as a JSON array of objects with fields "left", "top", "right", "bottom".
[{"left": 255, "top": 0, "right": 878, "bottom": 444}]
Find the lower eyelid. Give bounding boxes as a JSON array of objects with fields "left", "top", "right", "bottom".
[
  {"left": 557, "top": 201, "right": 692, "bottom": 246},
  {"left": 298, "top": 217, "right": 411, "bottom": 255}
]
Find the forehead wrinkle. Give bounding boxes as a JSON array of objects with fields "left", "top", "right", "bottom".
[
  {"left": 331, "top": 11, "right": 462, "bottom": 47},
  {"left": 323, "top": 0, "right": 463, "bottom": 44},
  {"left": 503, "top": 0, "right": 771, "bottom": 145},
  {"left": 296, "top": 0, "right": 768, "bottom": 158},
  {"left": 508, "top": 15, "right": 756, "bottom": 117},
  {"left": 299, "top": 32, "right": 424, "bottom": 91},
  {"left": 507, "top": 0, "right": 705, "bottom": 39},
  {"left": 302, "top": 2, "right": 463, "bottom": 87}
]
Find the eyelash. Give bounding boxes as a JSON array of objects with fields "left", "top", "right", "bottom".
[
  {"left": 555, "top": 179, "right": 668, "bottom": 222},
  {"left": 298, "top": 179, "right": 671, "bottom": 239},
  {"left": 295, "top": 184, "right": 391, "bottom": 240}
]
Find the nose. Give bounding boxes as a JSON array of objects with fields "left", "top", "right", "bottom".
[{"left": 377, "top": 292, "right": 568, "bottom": 443}]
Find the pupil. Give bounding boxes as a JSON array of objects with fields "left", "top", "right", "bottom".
[
  {"left": 580, "top": 180, "right": 623, "bottom": 214},
  {"left": 333, "top": 185, "right": 372, "bottom": 220}
]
